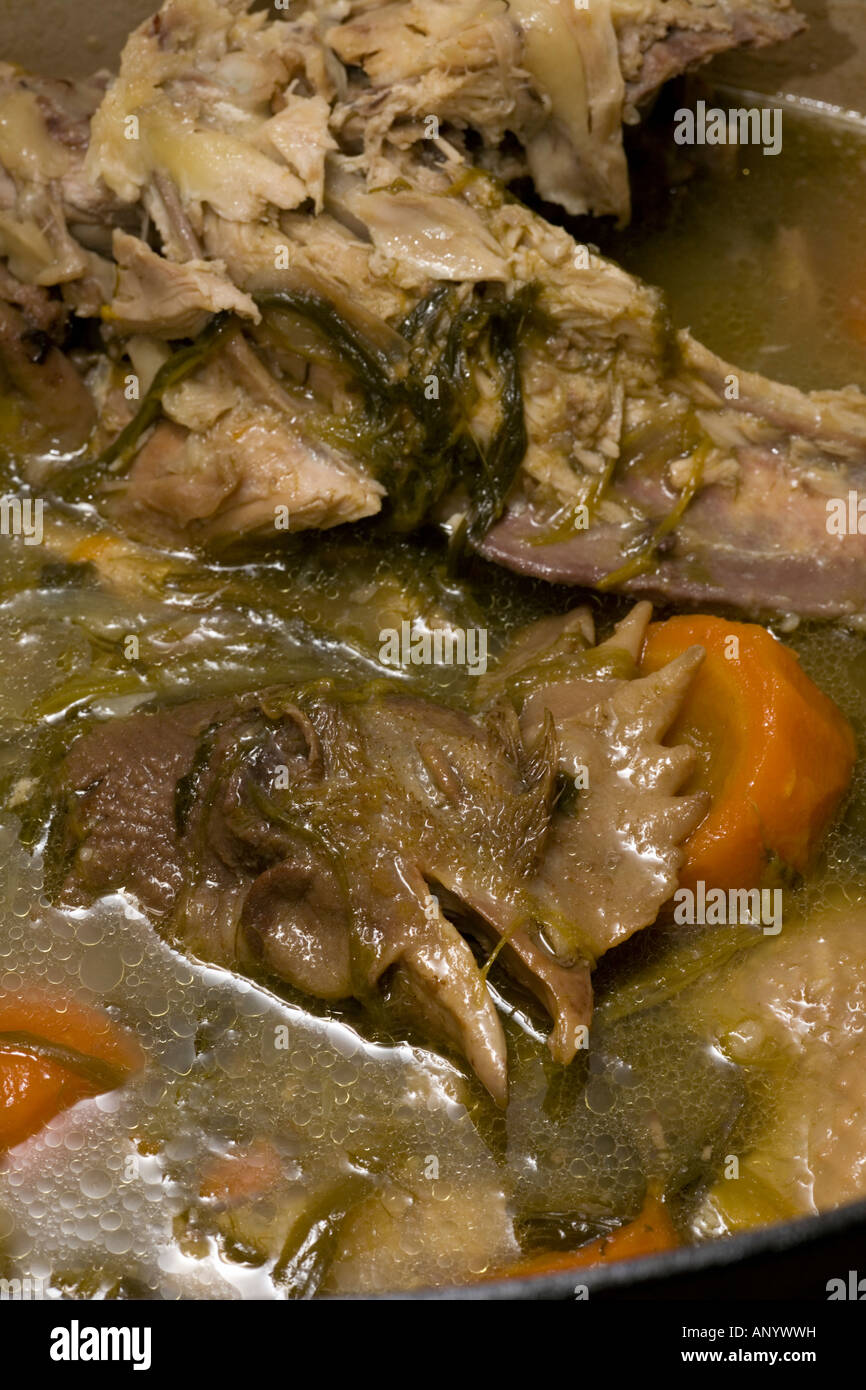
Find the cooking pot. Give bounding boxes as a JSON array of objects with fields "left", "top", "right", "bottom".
[{"left": 2, "top": 0, "right": 864, "bottom": 1303}]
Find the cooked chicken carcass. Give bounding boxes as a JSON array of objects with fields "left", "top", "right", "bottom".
[
  {"left": 7, "top": 0, "right": 860, "bottom": 621},
  {"left": 320, "top": 0, "right": 803, "bottom": 220},
  {"left": 99, "top": 153, "right": 866, "bottom": 618}
]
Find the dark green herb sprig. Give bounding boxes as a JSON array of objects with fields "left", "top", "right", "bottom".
[
  {"left": 49, "top": 280, "right": 535, "bottom": 546},
  {"left": 55, "top": 312, "right": 236, "bottom": 504}
]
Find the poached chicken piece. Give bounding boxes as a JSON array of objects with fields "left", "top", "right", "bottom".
[{"left": 52, "top": 604, "right": 706, "bottom": 1104}]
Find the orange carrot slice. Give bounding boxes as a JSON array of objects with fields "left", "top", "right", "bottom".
[
  {"left": 492, "top": 1194, "right": 679, "bottom": 1281},
  {"left": 199, "top": 1139, "right": 283, "bottom": 1205},
  {"left": 0, "top": 991, "right": 143, "bottom": 1153},
  {"left": 641, "top": 616, "right": 855, "bottom": 892}
]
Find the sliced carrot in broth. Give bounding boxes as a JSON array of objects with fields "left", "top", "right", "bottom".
[
  {"left": 199, "top": 1139, "right": 283, "bottom": 1205},
  {"left": 0, "top": 991, "right": 143, "bottom": 1153},
  {"left": 490, "top": 1194, "right": 679, "bottom": 1281},
  {"left": 640, "top": 616, "right": 855, "bottom": 892}
]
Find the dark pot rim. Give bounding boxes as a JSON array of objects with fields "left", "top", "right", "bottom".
[{"left": 368, "top": 1194, "right": 866, "bottom": 1300}]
